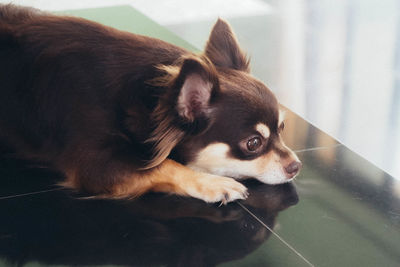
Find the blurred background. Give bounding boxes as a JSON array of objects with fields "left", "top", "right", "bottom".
[{"left": 1, "top": 0, "right": 399, "bottom": 180}]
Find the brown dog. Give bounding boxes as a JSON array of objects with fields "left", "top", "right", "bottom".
[{"left": 0, "top": 4, "right": 301, "bottom": 203}]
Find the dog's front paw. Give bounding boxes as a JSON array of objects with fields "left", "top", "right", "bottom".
[{"left": 186, "top": 174, "right": 248, "bottom": 204}]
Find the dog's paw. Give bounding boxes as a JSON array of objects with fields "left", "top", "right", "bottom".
[{"left": 186, "top": 174, "right": 248, "bottom": 204}]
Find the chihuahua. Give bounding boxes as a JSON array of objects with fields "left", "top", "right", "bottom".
[{"left": 0, "top": 4, "right": 301, "bottom": 204}]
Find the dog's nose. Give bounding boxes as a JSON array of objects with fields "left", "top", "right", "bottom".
[{"left": 284, "top": 161, "right": 302, "bottom": 178}]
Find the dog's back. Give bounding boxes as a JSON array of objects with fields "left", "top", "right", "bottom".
[{"left": 0, "top": 4, "right": 187, "bottom": 161}]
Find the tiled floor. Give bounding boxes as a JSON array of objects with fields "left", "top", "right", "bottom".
[{"left": 1, "top": 4, "right": 400, "bottom": 267}]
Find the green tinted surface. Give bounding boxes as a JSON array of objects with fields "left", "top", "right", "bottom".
[
  {"left": 57, "top": 5, "right": 197, "bottom": 52},
  {"left": 281, "top": 176, "right": 400, "bottom": 265},
  {"left": 218, "top": 233, "right": 310, "bottom": 267},
  {"left": 242, "top": 145, "right": 400, "bottom": 267}
]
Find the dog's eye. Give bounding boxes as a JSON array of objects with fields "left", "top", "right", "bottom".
[{"left": 247, "top": 137, "right": 262, "bottom": 151}]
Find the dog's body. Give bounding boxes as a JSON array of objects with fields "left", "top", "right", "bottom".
[{"left": 0, "top": 4, "right": 301, "bottom": 203}]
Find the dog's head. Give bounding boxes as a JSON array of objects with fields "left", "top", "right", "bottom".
[{"left": 149, "top": 19, "right": 301, "bottom": 184}]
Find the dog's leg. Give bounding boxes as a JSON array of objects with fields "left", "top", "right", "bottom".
[
  {"left": 112, "top": 159, "right": 248, "bottom": 204},
  {"left": 62, "top": 158, "right": 248, "bottom": 204}
]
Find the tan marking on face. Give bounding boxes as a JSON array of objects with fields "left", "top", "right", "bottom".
[
  {"left": 273, "top": 134, "right": 300, "bottom": 164},
  {"left": 187, "top": 141, "right": 300, "bottom": 184},
  {"left": 255, "top": 123, "right": 270, "bottom": 139}
]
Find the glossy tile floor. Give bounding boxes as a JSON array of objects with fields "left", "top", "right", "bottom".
[{"left": 1, "top": 3, "right": 400, "bottom": 267}]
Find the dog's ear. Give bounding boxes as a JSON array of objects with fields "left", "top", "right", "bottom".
[
  {"left": 175, "top": 57, "right": 219, "bottom": 123},
  {"left": 204, "top": 18, "right": 250, "bottom": 72}
]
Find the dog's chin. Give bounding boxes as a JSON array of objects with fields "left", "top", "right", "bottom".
[
  {"left": 202, "top": 167, "right": 294, "bottom": 185},
  {"left": 229, "top": 168, "right": 294, "bottom": 185},
  {"left": 188, "top": 164, "right": 297, "bottom": 185},
  {"left": 240, "top": 173, "right": 291, "bottom": 185},
  {"left": 255, "top": 176, "right": 294, "bottom": 185}
]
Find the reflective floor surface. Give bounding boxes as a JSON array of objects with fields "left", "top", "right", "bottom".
[
  {"left": 1, "top": 4, "right": 400, "bottom": 267},
  {"left": 1, "top": 108, "right": 399, "bottom": 267}
]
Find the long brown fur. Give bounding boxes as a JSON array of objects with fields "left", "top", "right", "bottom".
[
  {"left": 0, "top": 5, "right": 251, "bottom": 202},
  {"left": 0, "top": 5, "right": 300, "bottom": 203}
]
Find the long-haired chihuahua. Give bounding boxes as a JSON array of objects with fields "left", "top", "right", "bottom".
[{"left": 0, "top": 4, "right": 301, "bottom": 204}]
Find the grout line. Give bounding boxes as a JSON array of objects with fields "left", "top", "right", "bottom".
[
  {"left": 0, "top": 188, "right": 61, "bottom": 200},
  {"left": 294, "top": 144, "right": 342, "bottom": 153},
  {"left": 237, "top": 202, "right": 315, "bottom": 267}
]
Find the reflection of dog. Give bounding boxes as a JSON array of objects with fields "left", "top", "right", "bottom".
[
  {"left": 0, "top": 169, "right": 299, "bottom": 267},
  {"left": 0, "top": 4, "right": 301, "bottom": 203}
]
